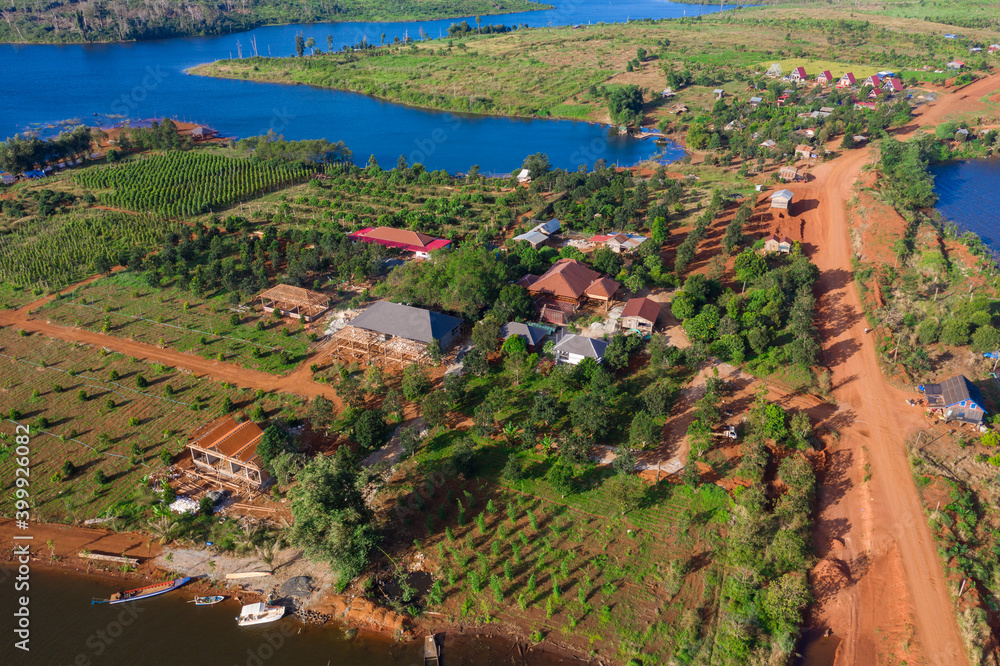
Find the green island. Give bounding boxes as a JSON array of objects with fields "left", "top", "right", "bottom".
[
  {"left": 0, "top": 0, "right": 550, "bottom": 44},
  {"left": 3, "top": 2, "right": 1000, "bottom": 664}
]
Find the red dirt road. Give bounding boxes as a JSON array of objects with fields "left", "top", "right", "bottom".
[
  {"left": 0, "top": 289, "right": 341, "bottom": 404},
  {"left": 785, "top": 73, "right": 1000, "bottom": 664}
]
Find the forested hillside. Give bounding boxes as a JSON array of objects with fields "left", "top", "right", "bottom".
[{"left": 0, "top": 0, "right": 549, "bottom": 43}]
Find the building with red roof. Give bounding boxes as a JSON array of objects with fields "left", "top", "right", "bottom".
[
  {"left": 348, "top": 226, "right": 451, "bottom": 258},
  {"left": 619, "top": 297, "right": 661, "bottom": 334},
  {"left": 186, "top": 417, "right": 271, "bottom": 490},
  {"left": 837, "top": 72, "right": 856, "bottom": 88},
  {"left": 789, "top": 66, "right": 808, "bottom": 82},
  {"left": 816, "top": 70, "right": 833, "bottom": 85}
]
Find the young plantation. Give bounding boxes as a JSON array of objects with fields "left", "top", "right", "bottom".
[{"left": 75, "top": 153, "right": 314, "bottom": 217}]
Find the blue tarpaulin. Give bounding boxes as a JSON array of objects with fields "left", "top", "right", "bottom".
[{"left": 985, "top": 352, "right": 1000, "bottom": 359}]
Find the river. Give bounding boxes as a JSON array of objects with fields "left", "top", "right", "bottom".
[
  {"left": 0, "top": 566, "right": 576, "bottom": 665},
  {"left": 0, "top": 0, "right": 727, "bottom": 173},
  {"left": 931, "top": 158, "right": 1000, "bottom": 250}
]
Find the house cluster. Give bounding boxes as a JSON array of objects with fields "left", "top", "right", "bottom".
[{"left": 765, "top": 64, "right": 908, "bottom": 101}]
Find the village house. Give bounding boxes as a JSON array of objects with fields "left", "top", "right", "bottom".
[
  {"left": 788, "top": 66, "right": 808, "bottom": 82},
  {"left": 816, "top": 70, "right": 834, "bottom": 85},
  {"left": 523, "top": 259, "right": 620, "bottom": 324},
  {"left": 188, "top": 125, "right": 217, "bottom": 141},
  {"left": 762, "top": 234, "right": 792, "bottom": 254},
  {"left": 769, "top": 189, "right": 795, "bottom": 210},
  {"left": 500, "top": 321, "right": 549, "bottom": 352},
  {"left": 923, "top": 375, "right": 986, "bottom": 425},
  {"left": 619, "top": 297, "right": 661, "bottom": 335},
  {"left": 257, "top": 284, "right": 330, "bottom": 322},
  {"left": 749, "top": 96, "right": 764, "bottom": 106},
  {"left": 512, "top": 218, "right": 561, "bottom": 248},
  {"left": 589, "top": 232, "right": 647, "bottom": 254},
  {"left": 863, "top": 74, "right": 882, "bottom": 88},
  {"left": 779, "top": 166, "right": 800, "bottom": 182},
  {"left": 553, "top": 334, "right": 608, "bottom": 365},
  {"left": 795, "top": 144, "right": 816, "bottom": 159},
  {"left": 836, "top": 72, "right": 857, "bottom": 89},
  {"left": 883, "top": 77, "right": 905, "bottom": 94},
  {"left": 186, "top": 417, "right": 271, "bottom": 492},
  {"left": 348, "top": 226, "right": 451, "bottom": 258},
  {"left": 330, "top": 300, "right": 463, "bottom": 367},
  {"left": 947, "top": 60, "right": 965, "bottom": 70},
  {"left": 759, "top": 139, "right": 777, "bottom": 149},
  {"left": 713, "top": 88, "right": 725, "bottom": 99}
]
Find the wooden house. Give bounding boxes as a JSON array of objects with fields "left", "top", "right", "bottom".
[
  {"left": 863, "top": 74, "right": 882, "bottom": 88},
  {"left": 330, "top": 300, "right": 463, "bottom": 368},
  {"left": 762, "top": 234, "right": 792, "bottom": 254},
  {"left": 816, "top": 70, "right": 833, "bottom": 85},
  {"left": 836, "top": 72, "right": 857, "bottom": 89},
  {"left": 187, "top": 417, "right": 271, "bottom": 491},
  {"left": 789, "top": 66, "right": 808, "bottom": 82},
  {"left": 258, "top": 285, "right": 330, "bottom": 322},
  {"left": 795, "top": 144, "right": 815, "bottom": 159},
  {"left": 603, "top": 232, "right": 648, "bottom": 254},
  {"left": 923, "top": 375, "right": 986, "bottom": 425},
  {"left": 526, "top": 259, "right": 619, "bottom": 306},
  {"left": 769, "top": 189, "right": 794, "bottom": 210},
  {"left": 947, "top": 60, "right": 965, "bottom": 70},
  {"left": 779, "top": 166, "right": 800, "bottom": 182},
  {"left": 619, "top": 298, "right": 661, "bottom": 335}
]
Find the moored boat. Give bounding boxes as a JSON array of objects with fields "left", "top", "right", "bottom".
[
  {"left": 424, "top": 634, "right": 440, "bottom": 666},
  {"left": 236, "top": 602, "right": 285, "bottom": 626},
  {"left": 190, "top": 595, "right": 226, "bottom": 606},
  {"left": 92, "top": 576, "right": 191, "bottom": 605}
]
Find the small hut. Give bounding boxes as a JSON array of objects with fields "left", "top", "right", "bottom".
[
  {"left": 769, "top": 189, "right": 794, "bottom": 210},
  {"left": 619, "top": 298, "right": 661, "bottom": 335},
  {"left": 257, "top": 285, "right": 330, "bottom": 321}
]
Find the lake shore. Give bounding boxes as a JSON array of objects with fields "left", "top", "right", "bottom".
[{"left": 0, "top": 519, "right": 585, "bottom": 664}]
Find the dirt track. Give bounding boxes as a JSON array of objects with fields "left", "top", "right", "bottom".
[
  {"left": 787, "top": 73, "right": 1000, "bottom": 665},
  {"left": 0, "top": 288, "right": 341, "bottom": 405}
]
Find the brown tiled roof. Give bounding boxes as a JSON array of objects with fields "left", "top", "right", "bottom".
[
  {"left": 610, "top": 233, "right": 631, "bottom": 244},
  {"left": 527, "top": 259, "right": 602, "bottom": 300},
  {"left": 621, "top": 297, "right": 661, "bottom": 323},
  {"left": 584, "top": 277, "right": 620, "bottom": 300}
]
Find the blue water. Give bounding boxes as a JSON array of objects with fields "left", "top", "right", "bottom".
[
  {"left": 0, "top": 0, "right": 726, "bottom": 173},
  {"left": 931, "top": 158, "right": 1000, "bottom": 249}
]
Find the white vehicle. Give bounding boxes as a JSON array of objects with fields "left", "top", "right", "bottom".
[{"left": 236, "top": 602, "right": 285, "bottom": 626}]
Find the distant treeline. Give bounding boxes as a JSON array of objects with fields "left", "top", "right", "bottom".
[
  {"left": 0, "top": 0, "right": 549, "bottom": 44},
  {"left": 235, "top": 132, "right": 353, "bottom": 166}
]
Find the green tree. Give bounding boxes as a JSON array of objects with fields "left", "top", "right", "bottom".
[
  {"left": 401, "top": 365, "right": 431, "bottom": 402},
  {"left": 972, "top": 324, "right": 1000, "bottom": 353},
  {"left": 629, "top": 411, "right": 659, "bottom": 448},
  {"left": 256, "top": 425, "right": 293, "bottom": 473},
  {"left": 352, "top": 409, "right": 390, "bottom": 450},
  {"left": 472, "top": 315, "right": 503, "bottom": 353},
  {"left": 421, "top": 390, "right": 450, "bottom": 429},
  {"left": 288, "top": 446, "right": 379, "bottom": 584},
  {"left": 607, "top": 85, "right": 644, "bottom": 125},
  {"left": 940, "top": 318, "right": 970, "bottom": 346}
]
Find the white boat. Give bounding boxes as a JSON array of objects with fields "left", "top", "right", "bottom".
[{"left": 236, "top": 602, "right": 285, "bottom": 626}]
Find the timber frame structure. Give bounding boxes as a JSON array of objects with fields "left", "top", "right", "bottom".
[
  {"left": 329, "top": 325, "right": 430, "bottom": 368},
  {"left": 258, "top": 284, "right": 330, "bottom": 321}
]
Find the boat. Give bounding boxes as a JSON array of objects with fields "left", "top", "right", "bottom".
[
  {"left": 424, "top": 634, "right": 440, "bottom": 666},
  {"left": 236, "top": 602, "right": 285, "bottom": 626},
  {"left": 189, "top": 595, "right": 226, "bottom": 606},
  {"left": 225, "top": 571, "right": 272, "bottom": 580},
  {"left": 92, "top": 576, "right": 191, "bottom": 605}
]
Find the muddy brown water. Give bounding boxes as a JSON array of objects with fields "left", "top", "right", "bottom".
[
  {"left": 794, "top": 628, "right": 842, "bottom": 666},
  {"left": 0, "top": 566, "right": 577, "bottom": 665}
]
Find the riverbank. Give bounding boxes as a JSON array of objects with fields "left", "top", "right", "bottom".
[
  {"left": 0, "top": 0, "right": 550, "bottom": 45},
  {"left": 0, "top": 519, "right": 584, "bottom": 664}
]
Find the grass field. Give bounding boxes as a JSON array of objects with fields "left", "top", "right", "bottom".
[
  {"left": 37, "top": 272, "right": 314, "bottom": 374},
  {"left": 0, "top": 326, "right": 298, "bottom": 523}
]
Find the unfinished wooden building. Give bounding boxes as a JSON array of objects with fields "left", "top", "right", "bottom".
[
  {"left": 258, "top": 284, "right": 330, "bottom": 322},
  {"left": 330, "top": 300, "right": 463, "bottom": 368},
  {"left": 186, "top": 417, "right": 271, "bottom": 492}
]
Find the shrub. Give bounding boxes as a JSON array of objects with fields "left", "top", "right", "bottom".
[{"left": 940, "top": 318, "right": 970, "bottom": 346}]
